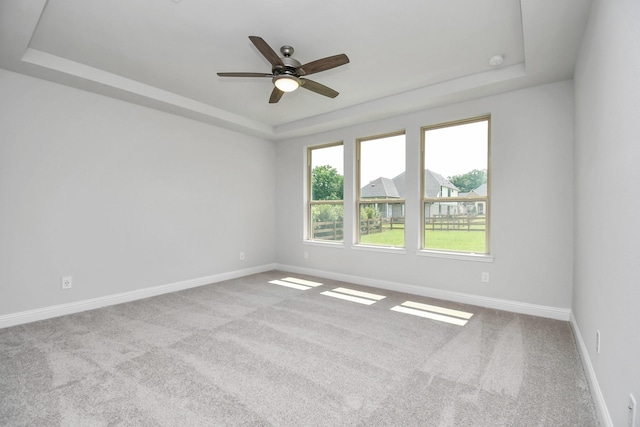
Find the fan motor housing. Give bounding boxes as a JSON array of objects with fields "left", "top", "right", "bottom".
[
  {"left": 283, "top": 56, "right": 301, "bottom": 68},
  {"left": 277, "top": 56, "right": 301, "bottom": 73}
]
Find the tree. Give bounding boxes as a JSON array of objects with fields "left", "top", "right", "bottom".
[
  {"left": 312, "top": 165, "right": 343, "bottom": 200},
  {"left": 312, "top": 204, "right": 344, "bottom": 223},
  {"left": 448, "top": 169, "right": 487, "bottom": 193},
  {"left": 360, "top": 205, "right": 380, "bottom": 220}
]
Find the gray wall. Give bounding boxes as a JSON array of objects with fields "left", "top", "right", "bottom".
[
  {"left": 275, "top": 80, "right": 575, "bottom": 311},
  {"left": 0, "top": 69, "right": 276, "bottom": 316},
  {"left": 573, "top": 0, "right": 640, "bottom": 425}
]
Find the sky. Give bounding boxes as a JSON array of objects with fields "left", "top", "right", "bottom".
[
  {"left": 311, "top": 119, "right": 488, "bottom": 185},
  {"left": 359, "top": 134, "right": 405, "bottom": 184},
  {"left": 424, "top": 120, "right": 488, "bottom": 178},
  {"left": 311, "top": 144, "right": 344, "bottom": 175}
]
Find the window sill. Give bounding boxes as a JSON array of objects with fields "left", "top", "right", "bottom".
[
  {"left": 303, "top": 240, "right": 345, "bottom": 248},
  {"left": 352, "top": 244, "right": 408, "bottom": 255},
  {"left": 416, "top": 250, "right": 494, "bottom": 263}
]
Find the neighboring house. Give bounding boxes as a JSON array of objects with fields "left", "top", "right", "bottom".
[
  {"left": 360, "top": 169, "right": 461, "bottom": 218},
  {"left": 459, "top": 183, "right": 487, "bottom": 215},
  {"left": 423, "top": 170, "right": 459, "bottom": 199},
  {"left": 360, "top": 177, "right": 403, "bottom": 218},
  {"left": 360, "top": 177, "right": 400, "bottom": 199},
  {"left": 422, "top": 170, "right": 460, "bottom": 217}
]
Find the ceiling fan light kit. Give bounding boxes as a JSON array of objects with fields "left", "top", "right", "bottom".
[
  {"left": 273, "top": 75, "right": 300, "bottom": 92},
  {"left": 217, "top": 36, "right": 349, "bottom": 103}
]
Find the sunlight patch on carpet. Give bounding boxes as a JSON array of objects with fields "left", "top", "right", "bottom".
[
  {"left": 280, "top": 277, "right": 324, "bottom": 287},
  {"left": 400, "top": 301, "right": 473, "bottom": 319},
  {"left": 391, "top": 301, "right": 473, "bottom": 326},
  {"left": 268, "top": 277, "right": 325, "bottom": 291},
  {"left": 321, "top": 288, "right": 383, "bottom": 305},
  {"left": 331, "top": 287, "right": 386, "bottom": 301},
  {"left": 269, "top": 280, "right": 312, "bottom": 290}
]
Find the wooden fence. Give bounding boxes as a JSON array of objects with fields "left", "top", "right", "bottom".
[
  {"left": 360, "top": 217, "right": 405, "bottom": 235},
  {"left": 425, "top": 214, "right": 486, "bottom": 231},
  {"left": 312, "top": 217, "right": 405, "bottom": 239},
  {"left": 312, "top": 219, "right": 344, "bottom": 240},
  {"left": 313, "top": 215, "right": 484, "bottom": 239}
]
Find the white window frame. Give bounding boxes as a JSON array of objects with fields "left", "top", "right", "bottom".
[
  {"left": 356, "top": 131, "right": 406, "bottom": 249},
  {"left": 420, "top": 116, "right": 491, "bottom": 256},
  {"left": 307, "top": 142, "right": 344, "bottom": 243}
]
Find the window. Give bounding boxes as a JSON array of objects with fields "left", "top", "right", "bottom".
[
  {"left": 422, "top": 117, "right": 490, "bottom": 254},
  {"left": 357, "top": 132, "right": 406, "bottom": 247},
  {"left": 308, "top": 143, "right": 344, "bottom": 242}
]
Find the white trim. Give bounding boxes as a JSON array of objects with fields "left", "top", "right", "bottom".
[
  {"left": 416, "top": 249, "right": 494, "bottom": 263},
  {"left": 352, "top": 244, "right": 408, "bottom": 255},
  {"left": 570, "top": 313, "right": 613, "bottom": 427},
  {"left": 0, "top": 264, "right": 276, "bottom": 329},
  {"left": 303, "top": 240, "right": 345, "bottom": 248},
  {"left": 275, "top": 263, "right": 570, "bottom": 321}
]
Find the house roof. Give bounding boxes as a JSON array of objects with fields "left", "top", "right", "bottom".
[
  {"left": 360, "top": 169, "right": 459, "bottom": 198},
  {"left": 424, "top": 170, "right": 459, "bottom": 198},
  {"left": 459, "top": 183, "right": 487, "bottom": 197},
  {"left": 392, "top": 172, "right": 407, "bottom": 197},
  {"left": 361, "top": 177, "right": 400, "bottom": 198},
  {"left": 473, "top": 183, "right": 487, "bottom": 196}
]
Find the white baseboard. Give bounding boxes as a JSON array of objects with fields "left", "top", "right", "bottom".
[
  {"left": 0, "top": 263, "right": 277, "bottom": 329},
  {"left": 570, "top": 313, "right": 613, "bottom": 427},
  {"left": 275, "top": 263, "right": 571, "bottom": 321},
  {"left": 1, "top": 262, "right": 570, "bottom": 325}
]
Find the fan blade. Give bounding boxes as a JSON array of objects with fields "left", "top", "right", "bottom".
[
  {"left": 297, "top": 54, "right": 349, "bottom": 76},
  {"left": 269, "top": 87, "right": 284, "bottom": 103},
  {"left": 249, "top": 36, "right": 284, "bottom": 67},
  {"left": 217, "top": 72, "right": 273, "bottom": 77},
  {"left": 300, "top": 78, "right": 339, "bottom": 98}
]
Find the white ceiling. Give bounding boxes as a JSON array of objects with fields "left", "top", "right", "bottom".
[{"left": 0, "top": 0, "right": 591, "bottom": 140}]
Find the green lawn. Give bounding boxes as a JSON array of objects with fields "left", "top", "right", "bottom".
[
  {"left": 424, "top": 230, "right": 486, "bottom": 253},
  {"left": 359, "top": 229, "right": 405, "bottom": 246},
  {"left": 360, "top": 228, "right": 486, "bottom": 253}
]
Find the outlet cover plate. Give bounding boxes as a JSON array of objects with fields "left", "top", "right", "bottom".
[{"left": 61, "top": 276, "right": 72, "bottom": 289}]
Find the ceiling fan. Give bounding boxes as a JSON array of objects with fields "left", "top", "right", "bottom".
[{"left": 217, "top": 36, "right": 350, "bottom": 104}]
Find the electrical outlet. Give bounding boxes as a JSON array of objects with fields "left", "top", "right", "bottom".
[
  {"left": 629, "top": 394, "right": 636, "bottom": 427},
  {"left": 61, "top": 276, "right": 72, "bottom": 290},
  {"left": 596, "top": 330, "right": 601, "bottom": 354},
  {"left": 304, "top": 251, "right": 309, "bottom": 259},
  {"left": 239, "top": 252, "right": 245, "bottom": 260},
  {"left": 481, "top": 272, "right": 490, "bottom": 283}
]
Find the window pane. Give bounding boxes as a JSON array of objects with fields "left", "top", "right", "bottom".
[
  {"left": 311, "top": 203, "right": 344, "bottom": 241},
  {"left": 423, "top": 119, "right": 489, "bottom": 253},
  {"left": 423, "top": 121, "right": 488, "bottom": 194},
  {"left": 359, "top": 134, "right": 405, "bottom": 197},
  {"left": 358, "top": 133, "right": 405, "bottom": 247},
  {"left": 424, "top": 202, "right": 487, "bottom": 253},
  {"left": 311, "top": 145, "right": 343, "bottom": 201},
  {"left": 309, "top": 143, "right": 343, "bottom": 242},
  {"left": 359, "top": 203, "right": 405, "bottom": 246}
]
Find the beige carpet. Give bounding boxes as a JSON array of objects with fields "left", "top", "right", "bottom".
[{"left": 0, "top": 270, "right": 597, "bottom": 426}]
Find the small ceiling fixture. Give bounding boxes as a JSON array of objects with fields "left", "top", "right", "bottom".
[
  {"left": 489, "top": 54, "right": 505, "bottom": 66},
  {"left": 273, "top": 75, "right": 300, "bottom": 92}
]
